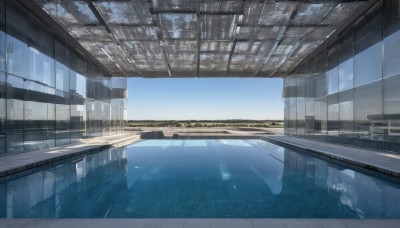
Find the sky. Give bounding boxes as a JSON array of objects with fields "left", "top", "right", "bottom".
[{"left": 126, "top": 77, "right": 283, "bottom": 120}]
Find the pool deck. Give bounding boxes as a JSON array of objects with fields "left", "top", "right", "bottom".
[
  {"left": 263, "top": 134, "right": 400, "bottom": 178},
  {"left": 1, "top": 218, "right": 400, "bottom": 228},
  {"left": 0, "top": 133, "right": 140, "bottom": 178}
]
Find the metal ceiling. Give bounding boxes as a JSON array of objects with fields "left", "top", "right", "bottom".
[{"left": 33, "top": 0, "right": 369, "bottom": 78}]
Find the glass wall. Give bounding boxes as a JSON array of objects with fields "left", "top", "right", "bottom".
[
  {"left": 284, "top": 0, "right": 400, "bottom": 153},
  {"left": 0, "top": 0, "right": 126, "bottom": 155}
]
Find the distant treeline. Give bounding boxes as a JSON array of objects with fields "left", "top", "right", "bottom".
[
  {"left": 124, "top": 120, "right": 283, "bottom": 128},
  {"left": 125, "top": 120, "right": 282, "bottom": 123}
]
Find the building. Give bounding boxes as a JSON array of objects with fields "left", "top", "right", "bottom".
[{"left": 0, "top": 0, "right": 399, "bottom": 154}]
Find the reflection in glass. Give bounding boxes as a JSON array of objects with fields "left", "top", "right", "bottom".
[
  {"left": 6, "top": 1, "right": 29, "bottom": 79},
  {"left": 56, "top": 90, "right": 70, "bottom": 146},
  {"left": 283, "top": 2, "right": 400, "bottom": 153},
  {"left": 0, "top": 1, "right": 126, "bottom": 154},
  {"left": 29, "top": 16, "right": 54, "bottom": 87},
  {"left": 338, "top": 30, "right": 353, "bottom": 91},
  {"left": 24, "top": 81, "right": 55, "bottom": 151},
  {"left": 0, "top": 0, "right": 5, "bottom": 72},
  {"left": 339, "top": 90, "right": 354, "bottom": 144},
  {"left": 315, "top": 96, "right": 327, "bottom": 141},
  {"left": 383, "top": 0, "right": 400, "bottom": 78},
  {"left": 354, "top": 82, "right": 383, "bottom": 150},
  {"left": 354, "top": 7, "right": 382, "bottom": 87},
  {"left": 383, "top": 76, "right": 400, "bottom": 151},
  {"left": 327, "top": 44, "right": 339, "bottom": 95},
  {"left": 327, "top": 93, "right": 339, "bottom": 142},
  {"left": 0, "top": 73, "right": 5, "bottom": 153}
]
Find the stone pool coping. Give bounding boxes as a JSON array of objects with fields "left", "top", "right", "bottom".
[
  {"left": 0, "top": 218, "right": 400, "bottom": 228},
  {"left": 262, "top": 135, "right": 400, "bottom": 178},
  {"left": 0, "top": 133, "right": 141, "bottom": 179}
]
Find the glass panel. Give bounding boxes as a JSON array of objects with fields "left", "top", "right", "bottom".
[
  {"left": 6, "top": 75, "right": 24, "bottom": 153},
  {"left": 94, "top": 101, "right": 103, "bottom": 136},
  {"left": 85, "top": 99, "right": 95, "bottom": 137},
  {"left": 327, "top": 93, "right": 339, "bottom": 142},
  {"left": 55, "top": 38, "right": 69, "bottom": 92},
  {"left": 6, "top": 1, "right": 29, "bottom": 79},
  {"left": 339, "top": 29, "right": 354, "bottom": 91},
  {"left": 296, "top": 77, "right": 305, "bottom": 136},
  {"left": 315, "top": 50, "right": 327, "bottom": 98},
  {"left": 0, "top": 72, "right": 5, "bottom": 154},
  {"left": 55, "top": 90, "right": 70, "bottom": 146},
  {"left": 29, "top": 15, "right": 54, "bottom": 87},
  {"left": 103, "top": 103, "right": 110, "bottom": 136},
  {"left": 339, "top": 89, "right": 354, "bottom": 144},
  {"left": 327, "top": 43, "right": 339, "bottom": 95},
  {"left": 305, "top": 98, "right": 315, "bottom": 137},
  {"left": 354, "top": 81, "right": 383, "bottom": 150},
  {"left": 314, "top": 96, "right": 327, "bottom": 141},
  {"left": 74, "top": 53, "right": 86, "bottom": 97},
  {"left": 24, "top": 81, "right": 55, "bottom": 151},
  {"left": 354, "top": 7, "right": 382, "bottom": 86},
  {"left": 111, "top": 104, "right": 118, "bottom": 135},
  {"left": 0, "top": 0, "right": 5, "bottom": 72},
  {"left": 383, "top": 0, "right": 400, "bottom": 78},
  {"left": 383, "top": 75, "right": 400, "bottom": 151},
  {"left": 71, "top": 94, "right": 85, "bottom": 142}
]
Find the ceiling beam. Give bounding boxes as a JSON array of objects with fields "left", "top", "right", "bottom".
[
  {"left": 225, "top": 0, "right": 244, "bottom": 77},
  {"left": 87, "top": 0, "right": 146, "bottom": 77}
]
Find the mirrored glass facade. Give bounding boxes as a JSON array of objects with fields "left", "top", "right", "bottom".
[
  {"left": 284, "top": 1, "right": 400, "bottom": 152},
  {"left": 0, "top": 1, "right": 126, "bottom": 154}
]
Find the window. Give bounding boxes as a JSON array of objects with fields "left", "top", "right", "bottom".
[
  {"left": 6, "top": 1, "right": 29, "bottom": 79},
  {"left": 55, "top": 90, "right": 70, "bottom": 146},
  {"left": 315, "top": 49, "right": 327, "bottom": 98},
  {"left": 327, "top": 93, "right": 339, "bottom": 142},
  {"left": 29, "top": 15, "right": 54, "bottom": 87},
  {"left": 55, "top": 38, "right": 69, "bottom": 92},
  {"left": 354, "top": 81, "right": 383, "bottom": 149},
  {"left": 24, "top": 81, "right": 55, "bottom": 151},
  {"left": 383, "top": 0, "right": 400, "bottom": 78},
  {"left": 0, "top": 72, "right": 5, "bottom": 154},
  {"left": 327, "top": 44, "right": 339, "bottom": 95},
  {"left": 6, "top": 75, "right": 24, "bottom": 153},
  {"left": 339, "top": 89, "right": 354, "bottom": 144},
  {"left": 339, "top": 29, "right": 354, "bottom": 91},
  {"left": 296, "top": 77, "right": 306, "bottom": 136},
  {"left": 71, "top": 94, "right": 85, "bottom": 142},
  {"left": 354, "top": 6, "right": 382, "bottom": 86},
  {"left": 0, "top": 0, "right": 5, "bottom": 72},
  {"left": 314, "top": 96, "right": 327, "bottom": 141},
  {"left": 383, "top": 75, "right": 400, "bottom": 151}
]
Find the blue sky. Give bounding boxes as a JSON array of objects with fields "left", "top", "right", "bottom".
[{"left": 126, "top": 78, "right": 283, "bottom": 120}]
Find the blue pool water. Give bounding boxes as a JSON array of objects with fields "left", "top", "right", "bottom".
[{"left": 1, "top": 139, "right": 400, "bottom": 218}]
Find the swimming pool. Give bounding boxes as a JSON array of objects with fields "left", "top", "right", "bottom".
[{"left": 1, "top": 139, "right": 400, "bottom": 218}]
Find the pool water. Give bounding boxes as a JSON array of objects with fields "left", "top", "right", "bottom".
[{"left": 1, "top": 139, "right": 400, "bottom": 218}]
